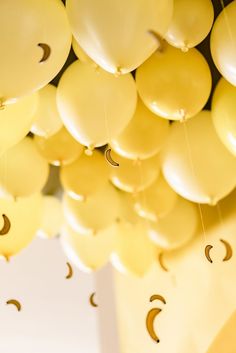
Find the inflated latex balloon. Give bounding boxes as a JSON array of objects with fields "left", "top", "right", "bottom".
[
  {"left": 63, "top": 183, "right": 120, "bottom": 235},
  {"left": 118, "top": 192, "right": 142, "bottom": 225},
  {"left": 72, "top": 37, "right": 95, "bottom": 66},
  {"left": 57, "top": 61, "right": 137, "bottom": 148},
  {"left": 66, "top": 0, "right": 173, "bottom": 74},
  {"left": 0, "top": 92, "right": 38, "bottom": 156},
  {"left": 110, "top": 99, "right": 169, "bottom": 160},
  {"left": 61, "top": 225, "right": 115, "bottom": 272},
  {"left": 136, "top": 44, "right": 212, "bottom": 120},
  {"left": 0, "top": 193, "right": 43, "bottom": 259},
  {"left": 161, "top": 111, "right": 236, "bottom": 204},
  {"left": 165, "top": 0, "right": 214, "bottom": 50},
  {"left": 212, "top": 78, "right": 236, "bottom": 156},
  {"left": 34, "top": 127, "right": 83, "bottom": 166},
  {"left": 0, "top": 0, "right": 71, "bottom": 102},
  {"left": 60, "top": 150, "right": 109, "bottom": 200},
  {"left": 0, "top": 138, "right": 49, "bottom": 198},
  {"left": 211, "top": 1, "right": 236, "bottom": 86},
  {"left": 37, "top": 196, "right": 63, "bottom": 239},
  {"left": 109, "top": 153, "right": 160, "bottom": 193},
  {"left": 134, "top": 174, "right": 178, "bottom": 222},
  {"left": 148, "top": 197, "right": 198, "bottom": 250},
  {"left": 31, "top": 84, "right": 63, "bottom": 138}
]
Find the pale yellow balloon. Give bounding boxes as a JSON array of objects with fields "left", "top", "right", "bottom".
[
  {"left": 60, "top": 150, "right": 109, "bottom": 200},
  {"left": 212, "top": 78, "right": 236, "bottom": 156},
  {"left": 0, "top": 92, "right": 38, "bottom": 156},
  {"left": 110, "top": 98, "right": 170, "bottom": 160},
  {"left": 109, "top": 152, "right": 160, "bottom": 193},
  {"left": 148, "top": 197, "right": 198, "bottom": 250},
  {"left": 0, "top": 193, "right": 43, "bottom": 258},
  {"left": 117, "top": 192, "right": 142, "bottom": 225},
  {"left": 57, "top": 61, "right": 137, "bottom": 148},
  {"left": 211, "top": 1, "right": 236, "bottom": 86},
  {"left": 37, "top": 196, "right": 63, "bottom": 239},
  {"left": 61, "top": 225, "right": 115, "bottom": 272},
  {"left": 66, "top": 0, "right": 173, "bottom": 74},
  {"left": 31, "top": 84, "right": 63, "bottom": 138},
  {"left": 0, "top": 0, "right": 71, "bottom": 102},
  {"left": 72, "top": 37, "right": 95, "bottom": 65},
  {"left": 134, "top": 173, "right": 178, "bottom": 222},
  {"left": 165, "top": 0, "right": 214, "bottom": 50},
  {"left": 63, "top": 183, "right": 120, "bottom": 235},
  {"left": 136, "top": 44, "right": 212, "bottom": 120},
  {"left": 161, "top": 111, "right": 236, "bottom": 204},
  {"left": 0, "top": 138, "right": 49, "bottom": 198},
  {"left": 34, "top": 127, "right": 84, "bottom": 166}
]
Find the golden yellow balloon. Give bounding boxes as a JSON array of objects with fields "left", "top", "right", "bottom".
[
  {"left": 57, "top": 61, "right": 137, "bottom": 148},
  {"left": 34, "top": 127, "right": 84, "bottom": 166},
  {"left": 37, "top": 196, "right": 63, "bottom": 239},
  {"left": 72, "top": 37, "right": 95, "bottom": 65},
  {"left": 136, "top": 44, "right": 212, "bottom": 120},
  {"left": 110, "top": 99, "right": 170, "bottom": 160},
  {"left": 31, "top": 84, "right": 63, "bottom": 138},
  {"left": 161, "top": 111, "right": 236, "bottom": 204},
  {"left": 66, "top": 0, "right": 173, "bottom": 74},
  {"left": 0, "top": 138, "right": 49, "bottom": 198},
  {"left": 0, "top": 0, "right": 71, "bottom": 102},
  {"left": 165, "top": 0, "right": 214, "bottom": 50}
]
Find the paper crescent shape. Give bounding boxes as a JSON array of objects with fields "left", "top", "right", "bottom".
[
  {"left": 38, "top": 43, "right": 51, "bottom": 63},
  {"left": 146, "top": 308, "right": 162, "bottom": 343},
  {"left": 158, "top": 252, "right": 168, "bottom": 272},
  {"left": 220, "top": 239, "right": 233, "bottom": 262},
  {"left": 105, "top": 148, "right": 119, "bottom": 167},
  {"left": 65, "top": 262, "right": 73, "bottom": 279},
  {"left": 0, "top": 214, "right": 11, "bottom": 235},
  {"left": 205, "top": 244, "right": 213, "bottom": 263},
  {"left": 6, "top": 299, "right": 21, "bottom": 311},
  {"left": 89, "top": 292, "right": 98, "bottom": 307},
  {"left": 150, "top": 294, "right": 166, "bottom": 305},
  {"left": 148, "top": 30, "right": 164, "bottom": 52}
]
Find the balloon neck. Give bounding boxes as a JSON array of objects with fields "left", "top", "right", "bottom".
[
  {"left": 208, "top": 197, "right": 218, "bottom": 206},
  {"left": 114, "top": 67, "right": 122, "bottom": 77},
  {"left": 178, "top": 109, "right": 187, "bottom": 122},
  {"left": 4, "top": 255, "right": 10, "bottom": 262},
  {"left": 181, "top": 41, "right": 189, "bottom": 53},
  {"left": 85, "top": 145, "right": 94, "bottom": 156},
  {"left": 0, "top": 98, "right": 6, "bottom": 110}
]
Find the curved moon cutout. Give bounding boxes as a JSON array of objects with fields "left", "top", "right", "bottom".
[
  {"left": 158, "top": 252, "right": 168, "bottom": 272},
  {"left": 38, "top": 43, "right": 51, "bottom": 63},
  {"left": 0, "top": 214, "right": 11, "bottom": 235},
  {"left": 220, "top": 239, "right": 233, "bottom": 262},
  {"left": 89, "top": 292, "right": 98, "bottom": 307},
  {"left": 205, "top": 244, "right": 213, "bottom": 263},
  {"left": 150, "top": 294, "right": 166, "bottom": 305},
  {"left": 65, "top": 262, "right": 73, "bottom": 279},
  {"left": 146, "top": 308, "right": 162, "bottom": 343},
  {"left": 105, "top": 148, "right": 119, "bottom": 167},
  {"left": 6, "top": 299, "right": 21, "bottom": 312},
  {"left": 147, "top": 30, "right": 164, "bottom": 52}
]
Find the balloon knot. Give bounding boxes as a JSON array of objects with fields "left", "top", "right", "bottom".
[
  {"left": 178, "top": 109, "right": 187, "bottom": 122},
  {"left": 114, "top": 67, "right": 122, "bottom": 77},
  {"left": 181, "top": 41, "right": 189, "bottom": 53},
  {"left": 85, "top": 145, "right": 94, "bottom": 156},
  {"left": 0, "top": 99, "right": 5, "bottom": 110}
]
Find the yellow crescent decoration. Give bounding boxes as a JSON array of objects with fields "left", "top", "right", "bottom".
[
  {"left": 205, "top": 244, "right": 213, "bottom": 263},
  {"left": 105, "top": 148, "right": 119, "bottom": 167},
  {"left": 38, "top": 43, "right": 51, "bottom": 63},
  {"left": 150, "top": 294, "right": 166, "bottom": 305},
  {"left": 158, "top": 252, "right": 168, "bottom": 272},
  {"left": 220, "top": 239, "right": 233, "bottom": 262},
  {"left": 65, "top": 262, "right": 73, "bottom": 279},
  {"left": 146, "top": 308, "right": 162, "bottom": 343},
  {"left": 89, "top": 292, "right": 98, "bottom": 307},
  {"left": 6, "top": 299, "right": 21, "bottom": 312},
  {"left": 0, "top": 214, "right": 11, "bottom": 235},
  {"left": 147, "top": 30, "right": 164, "bottom": 52}
]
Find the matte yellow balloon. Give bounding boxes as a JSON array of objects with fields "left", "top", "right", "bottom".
[
  {"left": 165, "top": 0, "right": 214, "bottom": 50},
  {"left": 117, "top": 192, "right": 142, "bottom": 225},
  {"left": 61, "top": 225, "right": 115, "bottom": 272},
  {"left": 136, "top": 44, "right": 212, "bottom": 120},
  {"left": 161, "top": 111, "right": 236, "bottom": 204},
  {"left": 72, "top": 37, "right": 95, "bottom": 66},
  {"left": 110, "top": 99, "right": 170, "bottom": 160},
  {"left": 211, "top": 1, "right": 236, "bottom": 86},
  {"left": 0, "top": 138, "right": 49, "bottom": 198},
  {"left": 212, "top": 78, "right": 236, "bottom": 156},
  {"left": 60, "top": 150, "right": 109, "bottom": 200},
  {"left": 37, "top": 196, "right": 63, "bottom": 239},
  {"left": 34, "top": 127, "right": 84, "bottom": 166},
  {"left": 149, "top": 197, "right": 198, "bottom": 250},
  {"left": 66, "top": 0, "right": 173, "bottom": 74},
  {"left": 109, "top": 153, "right": 160, "bottom": 193},
  {"left": 0, "top": 0, "right": 71, "bottom": 102},
  {"left": 31, "top": 84, "right": 63, "bottom": 138},
  {"left": 57, "top": 61, "right": 137, "bottom": 148},
  {"left": 0, "top": 193, "right": 43, "bottom": 258}
]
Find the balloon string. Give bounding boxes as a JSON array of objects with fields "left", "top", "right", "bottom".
[{"left": 216, "top": 202, "right": 224, "bottom": 229}]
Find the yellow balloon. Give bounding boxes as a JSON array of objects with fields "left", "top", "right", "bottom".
[
  {"left": 0, "top": 193, "right": 43, "bottom": 259},
  {"left": 165, "top": 0, "right": 214, "bottom": 50},
  {"left": 37, "top": 196, "right": 63, "bottom": 239},
  {"left": 60, "top": 150, "right": 109, "bottom": 200},
  {"left": 61, "top": 225, "right": 115, "bottom": 272},
  {"left": 66, "top": 0, "right": 173, "bottom": 74},
  {"left": 212, "top": 78, "right": 236, "bottom": 156},
  {"left": 211, "top": 1, "right": 236, "bottom": 86},
  {"left": 136, "top": 44, "right": 212, "bottom": 120},
  {"left": 72, "top": 37, "right": 95, "bottom": 65},
  {"left": 63, "top": 183, "right": 120, "bottom": 235},
  {"left": 110, "top": 98, "right": 170, "bottom": 160},
  {"left": 34, "top": 127, "right": 84, "bottom": 166},
  {"left": 148, "top": 197, "right": 198, "bottom": 250},
  {"left": 57, "top": 61, "right": 137, "bottom": 148},
  {"left": 0, "top": 0, "right": 71, "bottom": 102},
  {"left": 0, "top": 92, "right": 38, "bottom": 156},
  {"left": 31, "top": 84, "right": 63, "bottom": 138},
  {"left": 117, "top": 192, "right": 142, "bottom": 225},
  {"left": 109, "top": 152, "right": 160, "bottom": 193},
  {"left": 134, "top": 173, "right": 178, "bottom": 222},
  {"left": 0, "top": 137, "right": 49, "bottom": 198},
  {"left": 161, "top": 111, "right": 236, "bottom": 204}
]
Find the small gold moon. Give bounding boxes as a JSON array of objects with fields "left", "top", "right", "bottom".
[
  {"left": 146, "top": 308, "right": 162, "bottom": 343},
  {"left": 0, "top": 214, "right": 11, "bottom": 235},
  {"left": 65, "top": 262, "right": 73, "bottom": 279},
  {"left": 38, "top": 43, "right": 51, "bottom": 63},
  {"left": 150, "top": 294, "right": 166, "bottom": 305},
  {"left": 220, "top": 239, "right": 233, "bottom": 262},
  {"left": 105, "top": 148, "right": 119, "bottom": 167},
  {"left": 158, "top": 252, "right": 168, "bottom": 272},
  {"left": 6, "top": 299, "right": 21, "bottom": 312},
  {"left": 89, "top": 292, "right": 98, "bottom": 307},
  {"left": 205, "top": 244, "right": 213, "bottom": 263}
]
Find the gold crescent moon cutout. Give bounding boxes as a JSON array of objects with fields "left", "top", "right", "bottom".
[
  {"left": 65, "top": 262, "right": 73, "bottom": 279},
  {"left": 147, "top": 30, "right": 164, "bottom": 52},
  {"left": 6, "top": 299, "right": 21, "bottom": 312},
  {"left": 89, "top": 292, "right": 98, "bottom": 307},
  {"left": 205, "top": 244, "right": 213, "bottom": 263},
  {"left": 150, "top": 294, "right": 166, "bottom": 305},
  {"left": 105, "top": 148, "right": 119, "bottom": 167},
  {"left": 146, "top": 308, "right": 162, "bottom": 343},
  {"left": 220, "top": 239, "right": 233, "bottom": 262},
  {"left": 158, "top": 252, "right": 168, "bottom": 272},
  {"left": 0, "top": 214, "right": 11, "bottom": 235},
  {"left": 38, "top": 43, "right": 51, "bottom": 63}
]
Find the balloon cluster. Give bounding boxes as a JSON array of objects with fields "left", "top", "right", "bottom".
[{"left": 0, "top": 0, "right": 236, "bottom": 276}]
